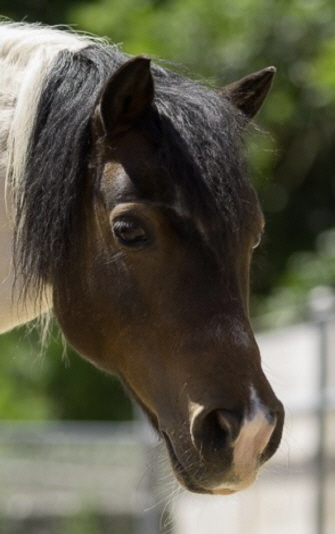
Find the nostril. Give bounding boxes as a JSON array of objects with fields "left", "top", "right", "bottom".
[
  {"left": 267, "top": 409, "right": 277, "bottom": 425},
  {"left": 216, "top": 410, "right": 242, "bottom": 442},
  {"left": 191, "top": 409, "right": 242, "bottom": 455}
]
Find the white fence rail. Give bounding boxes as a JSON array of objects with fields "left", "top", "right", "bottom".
[{"left": 0, "top": 421, "right": 161, "bottom": 534}]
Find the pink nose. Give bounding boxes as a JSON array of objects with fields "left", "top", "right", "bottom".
[
  {"left": 189, "top": 387, "right": 282, "bottom": 494},
  {"left": 231, "top": 407, "right": 276, "bottom": 483}
]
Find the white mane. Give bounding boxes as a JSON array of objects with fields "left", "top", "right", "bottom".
[{"left": 0, "top": 22, "right": 98, "bottom": 217}]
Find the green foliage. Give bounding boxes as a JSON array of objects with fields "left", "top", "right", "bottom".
[
  {"left": 61, "top": 509, "right": 101, "bottom": 534},
  {"left": 0, "top": 323, "right": 133, "bottom": 421},
  {"left": 253, "top": 228, "right": 335, "bottom": 327},
  {"left": 0, "top": 329, "right": 52, "bottom": 419},
  {"left": 0, "top": 0, "right": 82, "bottom": 26}
]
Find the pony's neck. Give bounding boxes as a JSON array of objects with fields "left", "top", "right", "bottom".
[
  {"left": 0, "top": 177, "right": 52, "bottom": 333},
  {"left": 0, "top": 162, "right": 52, "bottom": 333}
]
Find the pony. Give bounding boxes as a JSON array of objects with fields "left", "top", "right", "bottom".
[{"left": 0, "top": 22, "right": 284, "bottom": 495}]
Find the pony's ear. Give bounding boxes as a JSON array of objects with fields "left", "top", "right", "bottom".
[
  {"left": 220, "top": 66, "right": 276, "bottom": 121},
  {"left": 97, "top": 56, "right": 154, "bottom": 136}
]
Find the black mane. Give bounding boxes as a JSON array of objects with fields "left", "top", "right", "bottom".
[
  {"left": 153, "top": 67, "right": 250, "bottom": 229},
  {"left": 15, "top": 42, "right": 253, "bottom": 299}
]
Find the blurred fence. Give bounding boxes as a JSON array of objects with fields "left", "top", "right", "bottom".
[
  {"left": 0, "top": 421, "right": 162, "bottom": 534},
  {"left": 0, "top": 310, "right": 334, "bottom": 534}
]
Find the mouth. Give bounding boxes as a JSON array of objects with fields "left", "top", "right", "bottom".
[
  {"left": 162, "top": 431, "right": 212, "bottom": 494},
  {"left": 162, "top": 431, "right": 242, "bottom": 496},
  {"left": 162, "top": 431, "right": 260, "bottom": 496}
]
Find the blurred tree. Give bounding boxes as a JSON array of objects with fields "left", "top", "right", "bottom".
[
  {"left": 0, "top": 325, "right": 133, "bottom": 420},
  {"left": 0, "top": 0, "right": 82, "bottom": 26},
  {"left": 0, "top": 328, "right": 52, "bottom": 419}
]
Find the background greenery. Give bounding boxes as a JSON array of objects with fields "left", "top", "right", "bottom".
[{"left": 0, "top": 0, "right": 334, "bottom": 420}]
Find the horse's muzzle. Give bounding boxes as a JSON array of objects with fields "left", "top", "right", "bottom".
[{"left": 162, "top": 388, "right": 284, "bottom": 494}]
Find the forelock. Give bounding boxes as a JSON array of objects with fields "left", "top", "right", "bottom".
[{"left": 151, "top": 66, "right": 257, "bottom": 236}]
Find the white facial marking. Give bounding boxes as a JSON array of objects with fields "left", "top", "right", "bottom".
[
  {"left": 233, "top": 386, "right": 275, "bottom": 471},
  {"left": 188, "top": 400, "right": 205, "bottom": 449},
  {"left": 213, "top": 386, "right": 276, "bottom": 494}
]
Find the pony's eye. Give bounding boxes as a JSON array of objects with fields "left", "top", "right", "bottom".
[
  {"left": 113, "top": 217, "right": 149, "bottom": 247},
  {"left": 252, "top": 232, "right": 262, "bottom": 250}
]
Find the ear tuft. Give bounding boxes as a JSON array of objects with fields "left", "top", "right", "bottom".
[
  {"left": 221, "top": 66, "right": 276, "bottom": 121},
  {"left": 97, "top": 56, "right": 154, "bottom": 136}
]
